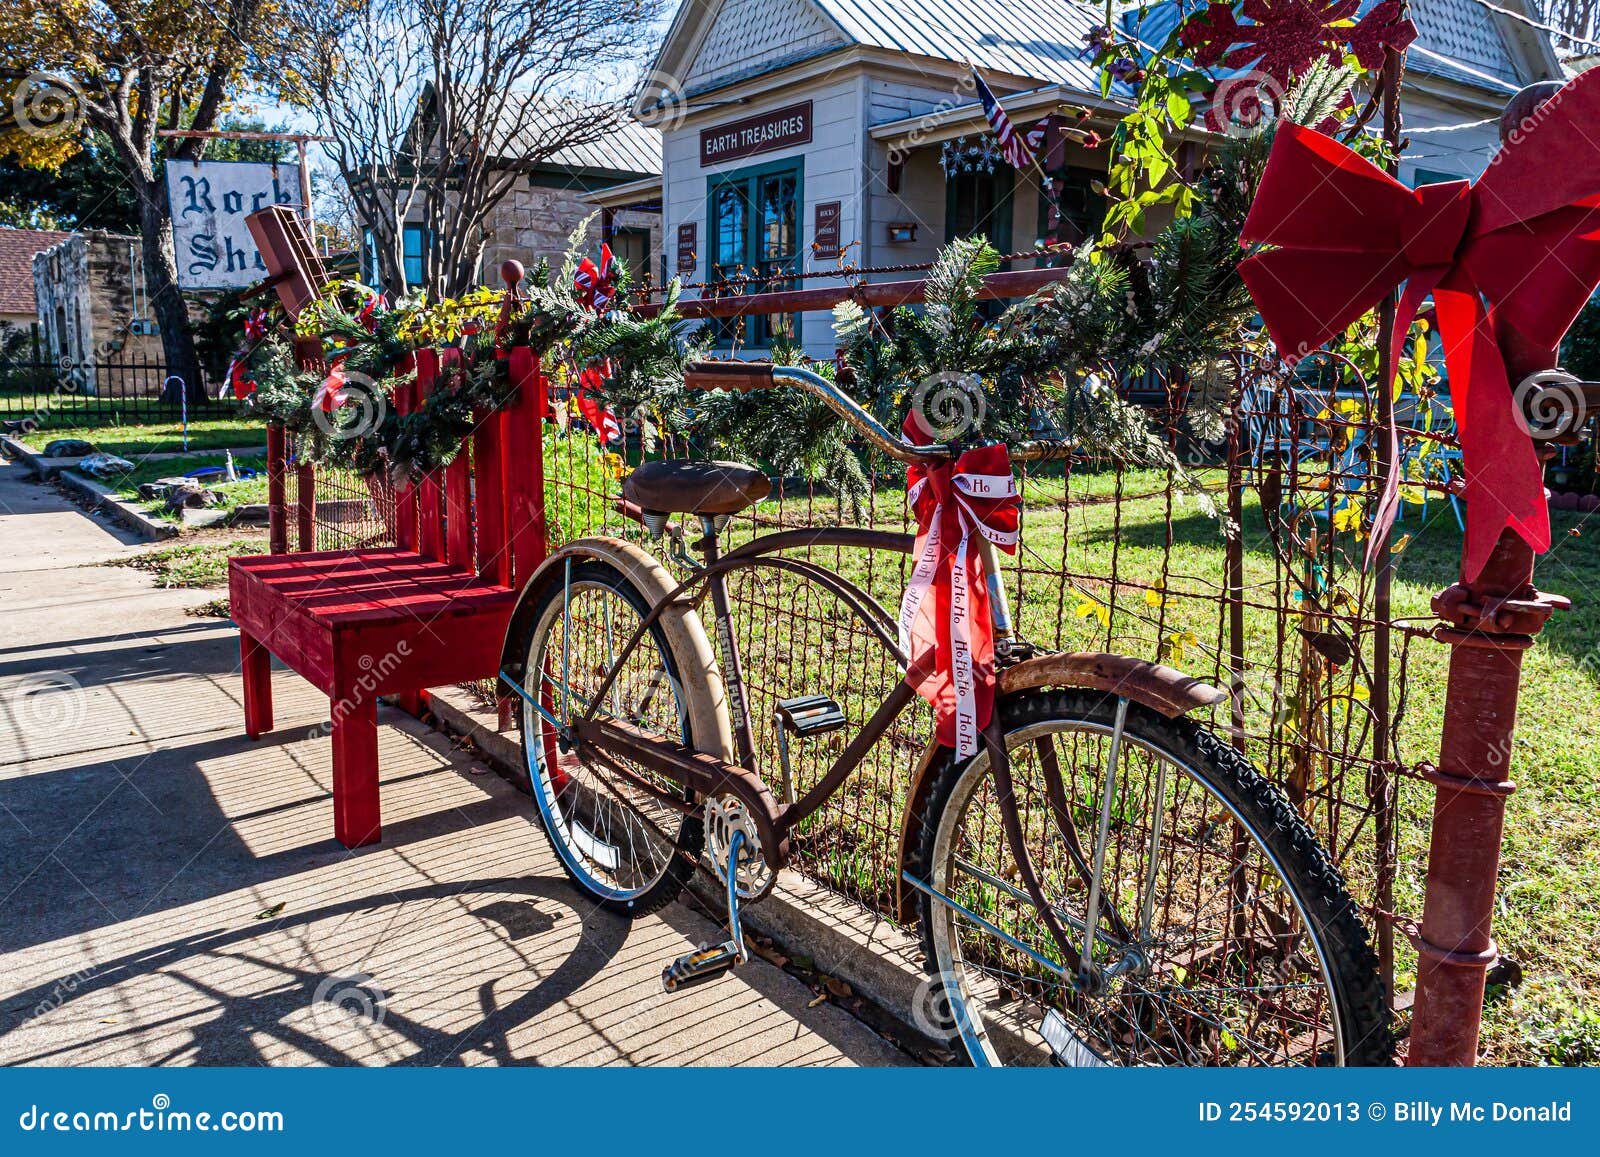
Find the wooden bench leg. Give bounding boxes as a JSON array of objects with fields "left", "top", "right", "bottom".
[
  {"left": 241, "top": 631, "right": 273, "bottom": 739},
  {"left": 332, "top": 696, "right": 381, "bottom": 848}
]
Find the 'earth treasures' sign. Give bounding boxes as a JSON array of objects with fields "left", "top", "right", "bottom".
[{"left": 700, "top": 102, "right": 813, "bottom": 166}]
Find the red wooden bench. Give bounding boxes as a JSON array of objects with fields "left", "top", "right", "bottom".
[{"left": 231, "top": 217, "right": 548, "bottom": 847}]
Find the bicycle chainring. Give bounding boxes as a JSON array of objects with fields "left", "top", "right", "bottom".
[{"left": 704, "top": 795, "right": 775, "bottom": 901}]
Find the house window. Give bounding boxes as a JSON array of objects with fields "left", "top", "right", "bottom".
[
  {"left": 403, "top": 224, "right": 427, "bottom": 289},
  {"left": 610, "top": 227, "right": 651, "bottom": 287},
  {"left": 946, "top": 168, "right": 1014, "bottom": 253},
  {"left": 707, "top": 159, "right": 803, "bottom": 347}
]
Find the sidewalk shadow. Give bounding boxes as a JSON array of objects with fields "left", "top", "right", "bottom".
[{"left": 0, "top": 874, "right": 629, "bottom": 1066}]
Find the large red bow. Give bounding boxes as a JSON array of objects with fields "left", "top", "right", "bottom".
[
  {"left": 898, "top": 414, "right": 1020, "bottom": 758},
  {"left": 1239, "top": 69, "right": 1600, "bottom": 580}
]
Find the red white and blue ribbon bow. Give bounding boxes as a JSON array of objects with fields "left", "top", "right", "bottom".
[
  {"left": 574, "top": 359, "right": 622, "bottom": 445},
  {"left": 574, "top": 257, "right": 599, "bottom": 310},
  {"left": 220, "top": 309, "right": 271, "bottom": 400},
  {"left": 1239, "top": 68, "right": 1600, "bottom": 580},
  {"left": 594, "top": 243, "right": 618, "bottom": 313},
  {"left": 897, "top": 412, "right": 1020, "bottom": 758}
]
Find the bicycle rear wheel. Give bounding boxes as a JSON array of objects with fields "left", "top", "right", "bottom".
[
  {"left": 912, "top": 689, "right": 1392, "bottom": 1066},
  {"left": 510, "top": 560, "right": 703, "bottom": 916}
]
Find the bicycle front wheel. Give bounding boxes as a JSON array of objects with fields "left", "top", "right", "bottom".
[
  {"left": 912, "top": 689, "right": 1392, "bottom": 1066},
  {"left": 511, "top": 559, "right": 704, "bottom": 916}
]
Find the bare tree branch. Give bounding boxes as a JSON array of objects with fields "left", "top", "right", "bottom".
[{"left": 278, "top": 0, "right": 660, "bottom": 296}]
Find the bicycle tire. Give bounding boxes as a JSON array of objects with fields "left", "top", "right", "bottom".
[
  {"left": 910, "top": 688, "right": 1393, "bottom": 1067},
  {"left": 509, "top": 559, "right": 704, "bottom": 917}
]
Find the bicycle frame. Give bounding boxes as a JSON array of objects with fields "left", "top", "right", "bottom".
[
  {"left": 515, "top": 518, "right": 1090, "bottom": 979},
  {"left": 576, "top": 524, "right": 920, "bottom": 842}
]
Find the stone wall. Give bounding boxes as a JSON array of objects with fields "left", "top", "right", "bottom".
[
  {"left": 33, "top": 232, "right": 168, "bottom": 397},
  {"left": 480, "top": 176, "right": 662, "bottom": 291}
]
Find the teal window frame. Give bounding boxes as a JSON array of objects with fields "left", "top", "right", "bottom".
[
  {"left": 706, "top": 156, "right": 804, "bottom": 348},
  {"left": 403, "top": 224, "right": 427, "bottom": 288}
]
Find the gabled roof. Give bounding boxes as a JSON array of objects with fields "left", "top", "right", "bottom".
[
  {"left": 500, "top": 99, "right": 662, "bottom": 176},
  {"left": 412, "top": 87, "right": 662, "bottom": 180},
  {"left": 640, "top": 0, "right": 1108, "bottom": 113},
  {"left": 0, "top": 227, "right": 71, "bottom": 317},
  {"left": 812, "top": 0, "right": 1105, "bottom": 88}
]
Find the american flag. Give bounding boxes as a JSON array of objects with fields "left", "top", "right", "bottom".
[{"left": 972, "top": 67, "right": 1036, "bottom": 171}]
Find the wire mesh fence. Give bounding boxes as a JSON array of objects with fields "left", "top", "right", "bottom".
[{"left": 275, "top": 344, "right": 1476, "bottom": 1008}]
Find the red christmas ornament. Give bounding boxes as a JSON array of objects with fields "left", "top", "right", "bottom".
[{"left": 1180, "top": 0, "right": 1415, "bottom": 81}]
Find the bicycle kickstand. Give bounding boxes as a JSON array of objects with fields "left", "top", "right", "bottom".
[{"left": 661, "top": 831, "right": 749, "bottom": 993}]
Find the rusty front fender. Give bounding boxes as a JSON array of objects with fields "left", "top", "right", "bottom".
[{"left": 892, "top": 652, "right": 1228, "bottom": 922}]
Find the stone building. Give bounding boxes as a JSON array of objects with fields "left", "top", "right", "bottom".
[
  {"left": 32, "top": 232, "right": 167, "bottom": 395},
  {"left": 371, "top": 102, "right": 663, "bottom": 294}
]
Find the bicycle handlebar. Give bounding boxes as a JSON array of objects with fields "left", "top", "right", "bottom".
[{"left": 681, "top": 361, "right": 1075, "bottom": 464}]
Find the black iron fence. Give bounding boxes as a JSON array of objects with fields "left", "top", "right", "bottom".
[{"left": 0, "top": 350, "right": 216, "bottom": 428}]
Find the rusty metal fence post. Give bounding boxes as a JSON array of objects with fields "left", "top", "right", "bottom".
[{"left": 1406, "top": 89, "right": 1570, "bottom": 1066}]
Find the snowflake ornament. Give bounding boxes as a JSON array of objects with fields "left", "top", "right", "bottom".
[{"left": 1179, "top": 0, "right": 1416, "bottom": 81}]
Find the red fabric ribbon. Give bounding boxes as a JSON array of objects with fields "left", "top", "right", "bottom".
[
  {"left": 897, "top": 413, "right": 1020, "bottom": 758},
  {"left": 574, "top": 257, "right": 599, "bottom": 310},
  {"left": 594, "top": 243, "right": 618, "bottom": 313},
  {"left": 1239, "top": 69, "right": 1600, "bottom": 580},
  {"left": 313, "top": 358, "right": 349, "bottom": 413}
]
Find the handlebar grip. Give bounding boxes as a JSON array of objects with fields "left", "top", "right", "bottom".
[{"left": 683, "top": 361, "right": 775, "bottom": 392}]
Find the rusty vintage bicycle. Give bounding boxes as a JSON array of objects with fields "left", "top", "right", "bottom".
[{"left": 497, "top": 361, "right": 1392, "bottom": 1067}]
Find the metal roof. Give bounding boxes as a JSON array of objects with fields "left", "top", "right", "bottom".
[
  {"left": 486, "top": 97, "right": 662, "bottom": 177},
  {"left": 812, "top": 0, "right": 1106, "bottom": 85}
]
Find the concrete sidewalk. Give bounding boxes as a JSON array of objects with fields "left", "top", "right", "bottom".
[{"left": 0, "top": 455, "right": 909, "bottom": 1066}]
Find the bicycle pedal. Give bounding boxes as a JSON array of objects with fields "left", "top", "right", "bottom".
[
  {"left": 661, "top": 940, "right": 744, "bottom": 993},
  {"left": 774, "top": 694, "right": 847, "bottom": 737}
]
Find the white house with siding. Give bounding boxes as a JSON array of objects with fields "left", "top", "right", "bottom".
[{"left": 618, "top": 0, "right": 1564, "bottom": 359}]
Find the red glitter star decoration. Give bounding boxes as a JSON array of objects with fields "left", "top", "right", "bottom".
[{"left": 1179, "top": 0, "right": 1417, "bottom": 80}]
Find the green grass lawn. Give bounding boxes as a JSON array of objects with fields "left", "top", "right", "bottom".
[
  {"left": 98, "top": 452, "right": 271, "bottom": 522},
  {"left": 17, "top": 413, "right": 266, "bottom": 457}
]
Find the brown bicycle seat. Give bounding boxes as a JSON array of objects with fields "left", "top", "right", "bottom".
[{"left": 623, "top": 459, "right": 771, "bottom": 517}]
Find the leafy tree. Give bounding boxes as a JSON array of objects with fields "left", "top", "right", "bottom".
[
  {"left": 0, "top": 119, "right": 288, "bottom": 234},
  {"left": 0, "top": 2, "right": 279, "bottom": 392}
]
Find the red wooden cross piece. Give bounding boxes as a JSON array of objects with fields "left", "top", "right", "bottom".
[{"left": 230, "top": 221, "right": 548, "bottom": 847}]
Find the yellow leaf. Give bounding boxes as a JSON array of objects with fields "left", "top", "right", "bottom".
[{"left": 1144, "top": 586, "right": 1169, "bottom": 608}]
